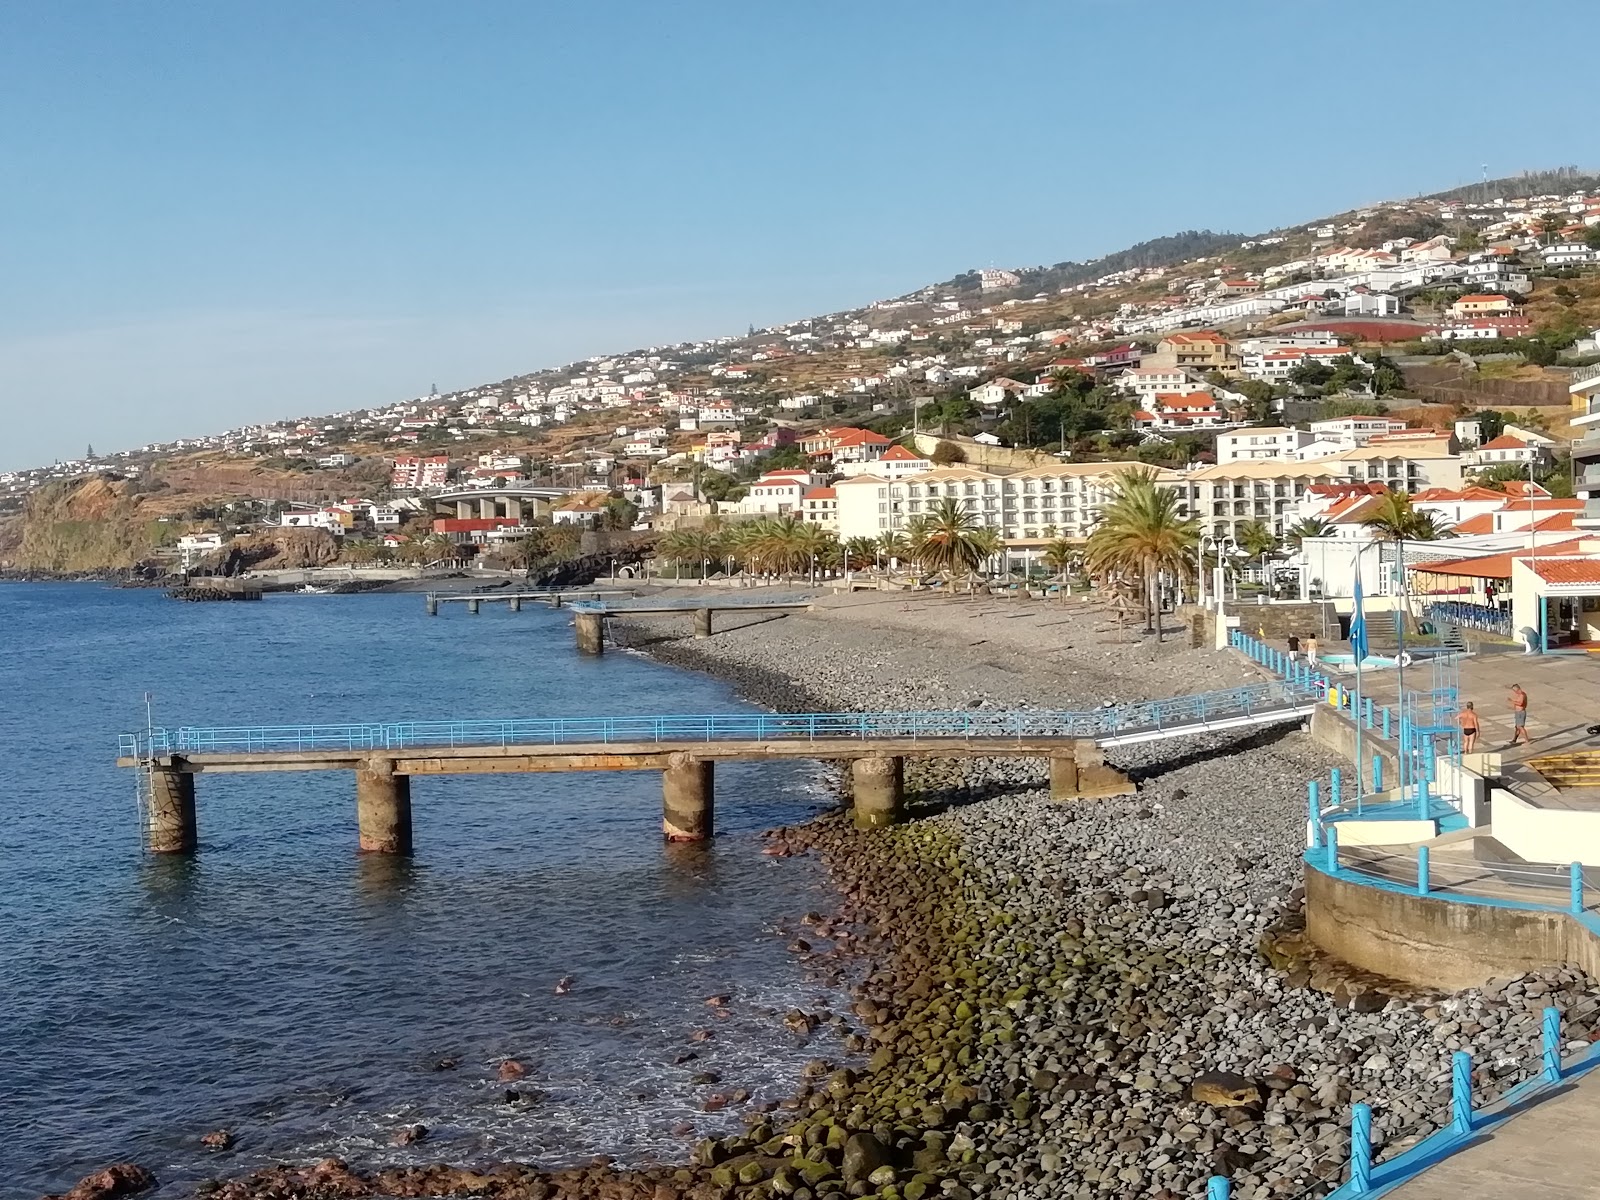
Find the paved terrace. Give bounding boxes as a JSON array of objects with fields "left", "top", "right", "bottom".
[{"left": 1386, "top": 1069, "right": 1600, "bottom": 1199}]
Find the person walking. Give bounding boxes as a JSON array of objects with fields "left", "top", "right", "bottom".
[
  {"left": 1305, "top": 635, "right": 1319, "bottom": 665},
  {"left": 1287, "top": 633, "right": 1301, "bottom": 662},
  {"left": 1458, "top": 702, "right": 1480, "bottom": 754},
  {"left": 1508, "top": 684, "right": 1531, "bottom": 747}
]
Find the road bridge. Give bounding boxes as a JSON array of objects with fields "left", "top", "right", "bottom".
[{"left": 116, "top": 682, "right": 1318, "bottom": 855}]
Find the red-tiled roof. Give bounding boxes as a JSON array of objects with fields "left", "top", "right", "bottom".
[
  {"left": 1479, "top": 434, "right": 1529, "bottom": 450},
  {"left": 879, "top": 445, "right": 926, "bottom": 462},
  {"left": 1530, "top": 558, "right": 1600, "bottom": 585},
  {"left": 1419, "top": 540, "right": 1587, "bottom": 579},
  {"left": 803, "top": 486, "right": 836, "bottom": 500}
]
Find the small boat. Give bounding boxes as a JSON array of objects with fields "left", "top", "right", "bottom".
[{"left": 296, "top": 584, "right": 332, "bottom": 595}]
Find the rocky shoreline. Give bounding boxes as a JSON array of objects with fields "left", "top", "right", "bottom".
[{"left": 47, "top": 596, "right": 1600, "bottom": 1200}]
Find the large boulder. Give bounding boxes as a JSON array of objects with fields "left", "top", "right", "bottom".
[
  {"left": 841, "top": 1132, "right": 892, "bottom": 1184},
  {"left": 41, "top": 1164, "right": 156, "bottom": 1200},
  {"left": 1190, "top": 1071, "right": 1262, "bottom": 1108}
]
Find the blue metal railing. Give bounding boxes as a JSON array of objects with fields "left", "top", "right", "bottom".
[
  {"left": 1231, "top": 630, "right": 1337, "bottom": 700},
  {"left": 117, "top": 681, "right": 1316, "bottom": 759},
  {"left": 1204, "top": 1006, "right": 1600, "bottom": 1197}
]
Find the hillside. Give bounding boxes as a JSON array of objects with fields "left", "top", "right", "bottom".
[
  {"left": 7, "top": 476, "right": 164, "bottom": 572},
  {"left": 7, "top": 165, "right": 1599, "bottom": 575}
]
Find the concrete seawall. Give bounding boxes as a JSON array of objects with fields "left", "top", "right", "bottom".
[{"left": 1305, "top": 864, "right": 1600, "bottom": 990}]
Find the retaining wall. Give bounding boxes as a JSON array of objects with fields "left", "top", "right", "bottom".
[{"left": 1305, "top": 865, "right": 1600, "bottom": 990}]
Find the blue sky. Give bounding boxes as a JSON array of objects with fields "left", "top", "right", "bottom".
[{"left": 0, "top": 0, "right": 1590, "bottom": 470}]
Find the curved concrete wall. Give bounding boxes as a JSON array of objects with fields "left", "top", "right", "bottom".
[{"left": 1306, "top": 865, "right": 1600, "bottom": 990}]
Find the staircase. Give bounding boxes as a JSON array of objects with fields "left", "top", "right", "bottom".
[{"left": 1439, "top": 621, "right": 1468, "bottom": 652}]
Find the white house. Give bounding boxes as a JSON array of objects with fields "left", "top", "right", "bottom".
[
  {"left": 1466, "top": 434, "right": 1551, "bottom": 470},
  {"left": 968, "top": 377, "right": 1028, "bottom": 407},
  {"left": 1215, "top": 427, "right": 1313, "bottom": 464},
  {"left": 1308, "top": 416, "right": 1409, "bottom": 446},
  {"left": 736, "top": 469, "right": 815, "bottom": 515},
  {"left": 837, "top": 444, "right": 932, "bottom": 481}
]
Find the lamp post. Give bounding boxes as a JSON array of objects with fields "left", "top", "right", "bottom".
[{"left": 1202, "top": 533, "right": 1239, "bottom": 610}]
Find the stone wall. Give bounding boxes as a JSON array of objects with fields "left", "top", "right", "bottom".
[
  {"left": 1305, "top": 864, "right": 1600, "bottom": 989},
  {"left": 1223, "top": 601, "right": 1338, "bottom": 645}
]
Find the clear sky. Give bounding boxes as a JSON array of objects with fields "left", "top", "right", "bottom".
[{"left": 0, "top": 0, "right": 1591, "bottom": 470}]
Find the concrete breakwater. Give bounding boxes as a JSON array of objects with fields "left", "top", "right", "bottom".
[{"left": 82, "top": 598, "right": 1600, "bottom": 1200}]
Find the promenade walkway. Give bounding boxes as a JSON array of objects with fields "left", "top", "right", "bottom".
[
  {"left": 1317, "top": 645, "right": 1600, "bottom": 766},
  {"left": 1386, "top": 1068, "right": 1600, "bottom": 1198}
]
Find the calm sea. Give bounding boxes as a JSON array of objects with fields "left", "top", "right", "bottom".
[{"left": 0, "top": 584, "right": 842, "bottom": 1197}]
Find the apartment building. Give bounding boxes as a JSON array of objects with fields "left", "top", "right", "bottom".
[
  {"left": 832, "top": 463, "right": 1184, "bottom": 545},
  {"left": 801, "top": 486, "right": 838, "bottom": 531},
  {"left": 1182, "top": 462, "right": 1347, "bottom": 540},
  {"left": 1215, "top": 427, "right": 1313, "bottom": 463}
]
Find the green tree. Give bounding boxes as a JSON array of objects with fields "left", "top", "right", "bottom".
[
  {"left": 1285, "top": 516, "right": 1334, "bottom": 550},
  {"left": 930, "top": 441, "right": 968, "bottom": 465},
  {"left": 913, "top": 498, "right": 988, "bottom": 579},
  {"left": 1585, "top": 225, "right": 1600, "bottom": 252},
  {"left": 1236, "top": 519, "right": 1277, "bottom": 559},
  {"left": 601, "top": 496, "right": 640, "bottom": 531},
  {"left": 1083, "top": 468, "right": 1198, "bottom": 640},
  {"left": 842, "top": 536, "right": 879, "bottom": 570},
  {"left": 1042, "top": 537, "right": 1077, "bottom": 593},
  {"left": 658, "top": 527, "right": 725, "bottom": 580},
  {"left": 1537, "top": 212, "right": 1565, "bottom": 244}
]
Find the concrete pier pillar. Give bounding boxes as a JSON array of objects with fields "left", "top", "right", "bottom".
[
  {"left": 1049, "top": 754, "right": 1080, "bottom": 801},
  {"left": 1071, "top": 739, "right": 1135, "bottom": 799},
  {"left": 148, "top": 763, "right": 197, "bottom": 853},
  {"left": 662, "top": 753, "right": 714, "bottom": 841},
  {"left": 509, "top": 596, "right": 522, "bottom": 612},
  {"left": 552, "top": 593, "right": 563, "bottom": 608},
  {"left": 467, "top": 597, "right": 481, "bottom": 615},
  {"left": 851, "top": 755, "right": 904, "bottom": 829},
  {"left": 575, "top": 611, "right": 605, "bottom": 655},
  {"left": 426, "top": 597, "right": 438, "bottom": 617},
  {"left": 694, "top": 607, "right": 713, "bottom": 639},
  {"left": 356, "top": 758, "right": 413, "bottom": 854}
]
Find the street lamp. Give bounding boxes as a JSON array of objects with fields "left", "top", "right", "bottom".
[{"left": 1198, "top": 533, "right": 1238, "bottom": 610}]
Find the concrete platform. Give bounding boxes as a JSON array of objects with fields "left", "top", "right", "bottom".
[{"left": 1387, "top": 1070, "right": 1600, "bottom": 1198}]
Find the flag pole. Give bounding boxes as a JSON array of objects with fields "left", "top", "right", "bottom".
[{"left": 1351, "top": 552, "right": 1369, "bottom": 809}]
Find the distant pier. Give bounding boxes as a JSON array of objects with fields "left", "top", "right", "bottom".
[{"left": 425, "top": 587, "right": 641, "bottom": 616}]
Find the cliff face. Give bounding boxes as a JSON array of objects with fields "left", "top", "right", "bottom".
[
  {"left": 7, "top": 476, "right": 161, "bottom": 572},
  {"left": 197, "top": 528, "right": 341, "bottom": 574}
]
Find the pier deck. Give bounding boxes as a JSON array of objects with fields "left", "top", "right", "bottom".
[{"left": 116, "top": 683, "right": 1316, "bottom": 855}]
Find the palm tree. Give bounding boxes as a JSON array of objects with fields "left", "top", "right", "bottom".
[
  {"left": 1084, "top": 468, "right": 1198, "bottom": 640},
  {"left": 1285, "top": 516, "right": 1335, "bottom": 550},
  {"left": 660, "top": 527, "right": 725, "bottom": 581},
  {"left": 1360, "top": 491, "right": 1452, "bottom": 626},
  {"left": 1360, "top": 492, "right": 1450, "bottom": 543},
  {"left": 745, "top": 516, "right": 813, "bottom": 580},
  {"left": 843, "top": 536, "right": 879, "bottom": 571},
  {"left": 967, "top": 527, "right": 1004, "bottom": 590},
  {"left": 1042, "top": 537, "right": 1076, "bottom": 596},
  {"left": 1237, "top": 520, "right": 1277, "bottom": 560},
  {"left": 913, "top": 498, "right": 988, "bottom": 580}
]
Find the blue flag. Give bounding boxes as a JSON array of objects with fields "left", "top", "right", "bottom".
[{"left": 1349, "top": 568, "right": 1369, "bottom": 665}]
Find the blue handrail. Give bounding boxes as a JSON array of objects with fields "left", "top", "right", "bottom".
[{"left": 118, "top": 681, "right": 1316, "bottom": 759}]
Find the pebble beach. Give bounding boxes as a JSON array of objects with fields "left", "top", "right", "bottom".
[{"left": 107, "top": 591, "right": 1600, "bottom": 1200}]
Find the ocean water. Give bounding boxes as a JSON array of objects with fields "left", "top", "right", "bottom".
[{"left": 0, "top": 584, "right": 844, "bottom": 1197}]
